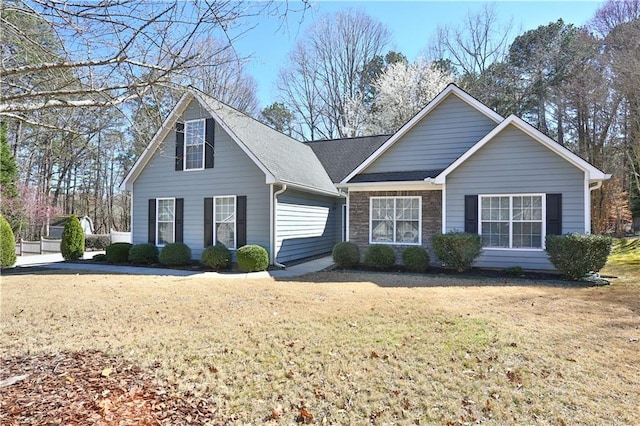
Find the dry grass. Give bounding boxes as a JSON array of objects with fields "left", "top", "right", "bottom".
[{"left": 1, "top": 259, "right": 638, "bottom": 424}]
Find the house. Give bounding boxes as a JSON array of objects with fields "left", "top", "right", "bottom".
[
  {"left": 122, "top": 84, "right": 609, "bottom": 270},
  {"left": 48, "top": 215, "right": 94, "bottom": 238},
  {"left": 121, "top": 90, "right": 345, "bottom": 265}
]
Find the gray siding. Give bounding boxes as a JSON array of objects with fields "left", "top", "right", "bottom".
[
  {"left": 363, "top": 95, "right": 497, "bottom": 174},
  {"left": 445, "top": 125, "right": 586, "bottom": 270},
  {"left": 132, "top": 99, "right": 271, "bottom": 259},
  {"left": 275, "top": 189, "right": 340, "bottom": 263}
]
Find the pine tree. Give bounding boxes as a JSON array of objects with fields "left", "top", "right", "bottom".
[{"left": 0, "top": 123, "right": 18, "bottom": 199}]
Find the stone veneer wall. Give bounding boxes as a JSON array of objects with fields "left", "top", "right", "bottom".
[{"left": 348, "top": 190, "right": 442, "bottom": 265}]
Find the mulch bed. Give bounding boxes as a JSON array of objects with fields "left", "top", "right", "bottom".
[{"left": 0, "top": 351, "right": 221, "bottom": 425}]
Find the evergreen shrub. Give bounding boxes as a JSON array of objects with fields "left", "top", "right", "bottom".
[{"left": 60, "top": 215, "right": 85, "bottom": 260}]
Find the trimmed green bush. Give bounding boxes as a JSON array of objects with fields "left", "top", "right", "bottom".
[
  {"left": 504, "top": 266, "right": 524, "bottom": 277},
  {"left": 60, "top": 215, "right": 85, "bottom": 260},
  {"left": 93, "top": 253, "right": 107, "bottom": 262},
  {"left": 364, "top": 244, "right": 396, "bottom": 270},
  {"left": 128, "top": 243, "right": 159, "bottom": 265},
  {"left": 85, "top": 234, "right": 111, "bottom": 250},
  {"left": 402, "top": 246, "right": 430, "bottom": 272},
  {"left": 332, "top": 241, "right": 360, "bottom": 268},
  {"left": 201, "top": 244, "right": 232, "bottom": 271},
  {"left": 106, "top": 242, "right": 133, "bottom": 263},
  {"left": 237, "top": 244, "right": 269, "bottom": 272},
  {"left": 545, "top": 233, "right": 613, "bottom": 280},
  {"left": 0, "top": 214, "right": 16, "bottom": 268},
  {"left": 159, "top": 242, "right": 192, "bottom": 266},
  {"left": 432, "top": 232, "right": 482, "bottom": 272}
]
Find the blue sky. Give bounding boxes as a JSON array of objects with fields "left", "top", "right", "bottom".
[{"left": 228, "top": 1, "right": 603, "bottom": 108}]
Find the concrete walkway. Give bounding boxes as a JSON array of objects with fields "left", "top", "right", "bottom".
[{"left": 10, "top": 252, "right": 335, "bottom": 279}]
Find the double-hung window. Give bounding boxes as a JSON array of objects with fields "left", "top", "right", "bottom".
[
  {"left": 157, "top": 198, "right": 175, "bottom": 245},
  {"left": 215, "top": 196, "right": 236, "bottom": 249},
  {"left": 480, "top": 194, "right": 543, "bottom": 249},
  {"left": 184, "top": 119, "right": 205, "bottom": 170},
  {"left": 370, "top": 196, "right": 421, "bottom": 244}
]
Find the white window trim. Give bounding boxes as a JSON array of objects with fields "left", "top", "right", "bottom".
[
  {"left": 184, "top": 118, "right": 206, "bottom": 171},
  {"left": 156, "top": 197, "right": 175, "bottom": 247},
  {"left": 213, "top": 195, "right": 237, "bottom": 250},
  {"left": 369, "top": 196, "right": 422, "bottom": 245},
  {"left": 479, "top": 193, "right": 546, "bottom": 251}
]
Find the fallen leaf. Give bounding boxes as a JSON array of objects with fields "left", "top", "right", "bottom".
[{"left": 101, "top": 368, "right": 113, "bottom": 377}]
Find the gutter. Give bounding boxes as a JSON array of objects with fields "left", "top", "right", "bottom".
[{"left": 272, "top": 184, "right": 287, "bottom": 269}]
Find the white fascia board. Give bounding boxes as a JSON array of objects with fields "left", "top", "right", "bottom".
[
  {"left": 434, "top": 115, "right": 610, "bottom": 184},
  {"left": 192, "top": 92, "right": 277, "bottom": 185},
  {"left": 120, "top": 92, "right": 194, "bottom": 191},
  {"left": 280, "top": 180, "right": 341, "bottom": 197},
  {"left": 345, "top": 181, "right": 443, "bottom": 192},
  {"left": 341, "top": 84, "right": 504, "bottom": 184}
]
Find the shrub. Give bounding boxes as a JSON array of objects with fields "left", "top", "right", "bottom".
[
  {"left": 85, "top": 234, "right": 111, "bottom": 251},
  {"left": 60, "top": 215, "right": 85, "bottom": 260},
  {"left": 545, "top": 233, "right": 613, "bottom": 280},
  {"left": 504, "top": 266, "right": 524, "bottom": 277},
  {"left": 93, "top": 253, "right": 107, "bottom": 262},
  {"left": 431, "top": 232, "right": 482, "bottom": 272},
  {"left": 159, "top": 242, "right": 192, "bottom": 266},
  {"left": 402, "top": 246, "right": 430, "bottom": 272},
  {"left": 0, "top": 214, "right": 16, "bottom": 268},
  {"left": 237, "top": 244, "right": 269, "bottom": 272},
  {"left": 332, "top": 242, "right": 360, "bottom": 268},
  {"left": 128, "top": 243, "right": 159, "bottom": 265},
  {"left": 364, "top": 245, "right": 396, "bottom": 270},
  {"left": 106, "top": 242, "right": 133, "bottom": 263},
  {"left": 201, "top": 244, "right": 232, "bottom": 271}
]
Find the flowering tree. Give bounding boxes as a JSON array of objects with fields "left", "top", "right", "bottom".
[
  {"left": 17, "top": 184, "right": 60, "bottom": 239},
  {"left": 366, "top": 59, "right": 454, "bottom": 134}
]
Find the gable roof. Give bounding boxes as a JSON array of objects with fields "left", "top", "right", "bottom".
[
  {"left": 306, "top": 135, "right": 390, "bottom": 182},
  {"left": 433, "top": 115, "right": 610, "bottom": 184},
  {"left": 341, "top": 83, "right": 504, "bottom": 184},
  {"left": 122, "top": 90, "right": 339, "bottom": 196}
]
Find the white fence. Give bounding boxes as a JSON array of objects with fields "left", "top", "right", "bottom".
[
  {"left": 15, "top": 230, "right": 132, "bottom": 255},
  {"left": 110, "top": 230, "right": 132, "bottom": 243},
  {"left": 15, "top": 238, "right": 62, "bottom": 256}
]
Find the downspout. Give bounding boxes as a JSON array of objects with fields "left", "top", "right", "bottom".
[{"left": 272, "top": 184, "right": 287, "bottom": 269}]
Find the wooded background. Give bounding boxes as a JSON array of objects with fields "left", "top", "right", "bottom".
[{"left": 1, "top": 0, "right": 638, "bottom": 239}]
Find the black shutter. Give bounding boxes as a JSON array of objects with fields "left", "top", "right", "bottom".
[
  {"left": 204, "top": 197, "right": 214, "bottom": 247},
  {"left": 546, "top": 193, "right": 562, "bottom": 235},
  {"left": 148, "top": 199, "right": 156, "bottom": 244},
  {"left": 205, "top": 118, "right": 215, "bottom": 169},
  {"left": 175, "top": 198, "right": 184, "bottom": 243},
  {"left": 175, "top": 122, "right": 184, "bottom": 171},
  {"left": 236, "top": 196, "right": 247, "bottom": 248},
  {"left": 464, "top": 195, "right": 478, "bottom": 234}
]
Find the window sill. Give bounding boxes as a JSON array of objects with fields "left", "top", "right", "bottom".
[
  {"left": 482, "top": 247, "right": 544, "bottom": 252},
  {"left": 369, "top": 241, "right": 422, "bottom": 246}
]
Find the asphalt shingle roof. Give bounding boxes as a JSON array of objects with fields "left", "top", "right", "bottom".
[
  {"left": 306, "top": 135, "right": 391, "bottom": 183},
  {"left": 195, "top": 92, "right": 339, "bottom": 195},
  {"left": 349, "top": 170, "right": 445, "bottom": 183}
]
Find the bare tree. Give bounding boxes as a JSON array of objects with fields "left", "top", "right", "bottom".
[
  {"left": 1, "top": 0, "right": 301, "bottom": 129},
  {"left": 185, "top": 38, "right": 259, "bottom": 116},
  {"left": 591, "top": 0, "right": 640, "bottom": 36},
  {"left": 278, "top": 9, "right": 390, "bottom": 139},
  {"left": 427, "top": 3, "right": 513, "bottom": 99}
]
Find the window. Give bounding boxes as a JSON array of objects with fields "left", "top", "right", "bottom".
[
  {"left": 480, "top": 195, "right": 543, "bottom": 249},
  {"left": 157, "top": 198, "right": 175, "bottom": 245},
  {"left": 370, "top": 196, "right": 421, "bottom": 245},
  {"left": 184, "top": 119, "right": 205, "bottom": 170},
  {"left": 215, "top": 196, "right": 236, "bottom": 249}
]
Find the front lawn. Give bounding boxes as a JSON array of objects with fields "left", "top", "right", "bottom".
[{"left": 1, "top": 256, "right": 638, "bottom": 424}]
